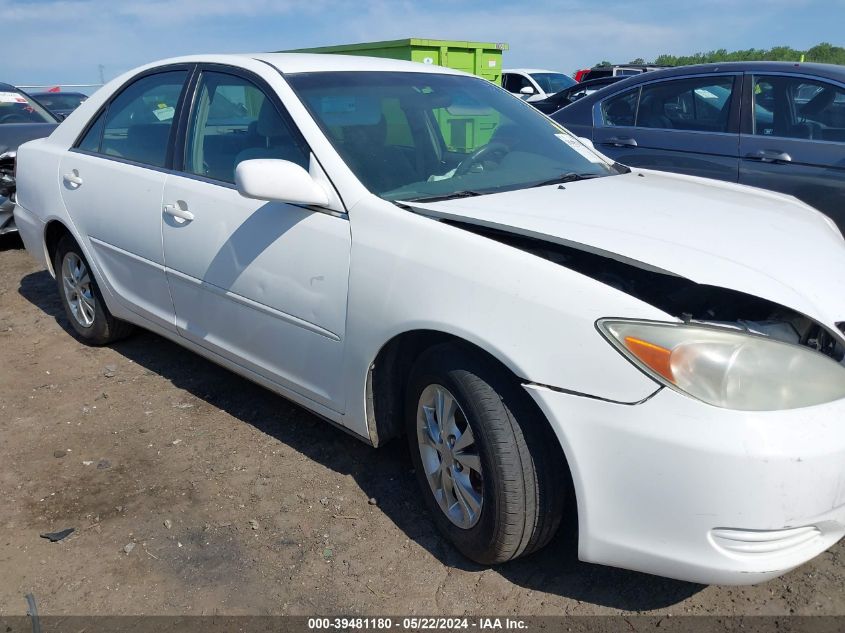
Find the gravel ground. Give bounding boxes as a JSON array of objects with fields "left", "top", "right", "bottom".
[{"left": 0, "top": 234, "right": 842, "bottom": 617}]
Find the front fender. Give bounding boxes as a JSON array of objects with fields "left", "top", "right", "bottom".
[{"left": 340, "top": 197, "right": 668, "bottom": 438}]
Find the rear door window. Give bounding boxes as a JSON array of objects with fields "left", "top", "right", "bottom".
[
  {"left": 97, "top": 71, "right": 188, "bottom": 167},
  {"left": 636, "top": 76, "right": 735, "bottom": 132},
  {"left": 77, "top": 111, "right": 106, "bottom": 152}
]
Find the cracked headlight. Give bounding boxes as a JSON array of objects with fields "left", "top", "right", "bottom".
[{"left": 599, "top": 319, "right": 845, "bottom": 411}]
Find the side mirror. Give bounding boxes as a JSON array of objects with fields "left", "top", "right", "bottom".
[
  {"left": 235, "top": 159, "right": 329, "bottom": 206},
  {"left": 519, "top": 86, "right": 536, "bottom": 96}
]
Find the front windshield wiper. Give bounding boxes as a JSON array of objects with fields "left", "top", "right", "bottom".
[
  {"left": 527, "top": 172, "right": 606, "bottom": 189},
  {"left": 405, "top": 190, "right": 486, "bottom": 203}
]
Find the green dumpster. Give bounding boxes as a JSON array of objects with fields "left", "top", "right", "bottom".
[{"left": 284, "top": 38, "right": 509, "bottom": 152}]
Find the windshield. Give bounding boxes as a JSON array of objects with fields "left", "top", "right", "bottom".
[
  {"left": 529, "top": 72, "right": 576, "bottom": 94},
  {"left": 0, "top": 89, "right": 56, "bottom": 124},
  {"left": 287, "top": 71, "right": 615, "bottom": 201}
]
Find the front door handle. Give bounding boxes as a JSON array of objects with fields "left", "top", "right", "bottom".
[
  {"left": 62, "top": 171, "right": 83, "bottom": 187},
  {"left": 745, "top": 149, "right": 792, "bottom": 163},
  {"left": 603, "top": 136, "right": 638, "bottom": 148},
  {"left": 163, "top": 203, "right": 194, "bottom": 222}
]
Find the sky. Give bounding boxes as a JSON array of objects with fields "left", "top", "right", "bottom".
[{"left": 6, "top": 0, "right": 845, "bottom": 88}]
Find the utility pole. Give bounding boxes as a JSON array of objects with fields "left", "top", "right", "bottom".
[{"left": 98, "top": 64, "right": 105, "bottom": 85}]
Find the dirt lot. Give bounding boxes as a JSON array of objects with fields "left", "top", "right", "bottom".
[{"left": 0, "top": 234, "right": 843, "bottom": 617}]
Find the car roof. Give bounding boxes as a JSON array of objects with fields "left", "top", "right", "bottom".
[
  {"left": 612, "top": 60, "right": 845, "bottom": 83},
  {"left": 257, "top": 52, "right": 475, "bottom": 75},
  {"left": 0, "top": 82, "right": 18, "bottom": 92},
  {"left": 504, "top": 68, "right": 563, "bottom": 75},
  {"left": 136, "top": 53, "right": 468, "bottom": 76},
  {"left": 580, "top": 61, "right": 845, "bottom": 105},
  {"left": 50, "top": 53, "right": 479, "bottom": 146}
]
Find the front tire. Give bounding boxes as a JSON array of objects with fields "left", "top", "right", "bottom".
[
  {"left": 406, "top": 343, "right": 565, "bottom": 564},
  {"left": 54, "top": 235, "right": 133, "bottom": 345}
]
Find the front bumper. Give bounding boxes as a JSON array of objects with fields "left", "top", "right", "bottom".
[{"left": 526, "top": 384, "right": 845, "bottom": 585}]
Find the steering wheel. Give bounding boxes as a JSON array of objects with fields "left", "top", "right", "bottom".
[{"left": 455, "top": 142, "right": 509, "bottom": 177}]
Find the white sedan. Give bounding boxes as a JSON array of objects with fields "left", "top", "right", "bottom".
[
  {"left": 14, "top": 53, "right": 845, "bottom": 585},
  {"left": 502, "top": 67, "right": 575, "bottom": 101}
]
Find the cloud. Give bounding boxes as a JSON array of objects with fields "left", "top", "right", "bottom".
[
  {"left": 117, "top": 0, "right": 327, "bottom": 22},
  {"left": 3, "top": 0, "right": 319, "bottom": 21},
  {"left": 3, "top": 0, "right": 842, "bottom": 86},
  {"left": 307, "top": 1, "right": 693, "bottom": 69}
]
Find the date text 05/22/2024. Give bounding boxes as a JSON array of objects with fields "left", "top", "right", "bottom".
[{"left": 306, "top": 618, "right": 528, "bottom": 630}]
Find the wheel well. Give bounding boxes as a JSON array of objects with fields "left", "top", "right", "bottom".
[
  {"left": 367, "top": 330, "right": 554, "bottom": 451},
  {"left": 44, "top": 220, "right": 72, "bottom": 275},
  {"left": 367, "top": 329, "right": 576, "bottom": 535},
  {"left": 367, "top": 330, "right": 453, "bottom": 446}
]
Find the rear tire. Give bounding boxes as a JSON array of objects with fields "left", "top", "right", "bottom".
[
  {"left": 54, "top": 235, "right": 133, "bottom": 345},
  {"left": 406, "top": 343, "right": 566, "bottom": 564}
]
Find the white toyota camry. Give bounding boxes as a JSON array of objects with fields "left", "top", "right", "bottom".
[{"left": 13, "top": 53, "right": 845, "bottom": 585}]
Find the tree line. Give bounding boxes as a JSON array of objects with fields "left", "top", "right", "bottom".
[{"left": 596, "top": 42, "right": 845, "bottom": 67}]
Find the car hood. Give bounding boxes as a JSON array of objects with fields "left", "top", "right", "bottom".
[{"left": 404, "top": 169, "right": 845, "bottom": 326}]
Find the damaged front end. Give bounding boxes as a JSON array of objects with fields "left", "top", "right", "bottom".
[
  {"left": 0, "top": 150, "right": 15, "bottom": 198},
  {"left": 0, "top": 151, "right": 17, "bottom": 234},
  {"left": 442, "top": 220, "right": 845, "bottom": 366},
  {"left": 432, "top": 218, "right": 845, "bottom": 411}
]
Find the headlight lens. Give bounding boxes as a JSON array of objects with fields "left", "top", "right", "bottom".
[{"left": 599, "top": 319, "right": 845, "bottom": 410}]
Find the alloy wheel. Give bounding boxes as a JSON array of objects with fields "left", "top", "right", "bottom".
[
  {"left": 61, "top": 252, "right": 95, "bottom": 328},
  {"left": 416, "top": 384, "right": 484, "bottom": 529}
]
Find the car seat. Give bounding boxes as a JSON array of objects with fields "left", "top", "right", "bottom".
[
  {"left": 795, "top": 88, "right": 835, "bottom": 139},
  {"left": 339, "top": 116, "right": 419, "bottom": 192},
  {"left": 235, "top": 100, "right": 307, "bottom": 168}
]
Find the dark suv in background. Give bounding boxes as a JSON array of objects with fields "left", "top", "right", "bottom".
[
  {"left": 554, "top": 62, "right": 845, "bottom": 234},
  {"left": 573, "top": 64, "right": 666, "bottom": 82},
  {"left": 30, "top": 91, "right": 88, "bottom": 119}
]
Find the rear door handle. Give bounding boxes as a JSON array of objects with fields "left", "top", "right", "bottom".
[
  {"left": 602, "top": 136, "right": 638, "bottom": 148},
  {"left": 163, "top": 203, "right": 194, "bottom": 222},
  {"left": 63, "top": 171, "right": 83, "bottom": 187},
  {"left": 745, "top": 149, "right": 792, "bottom": 163}
]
